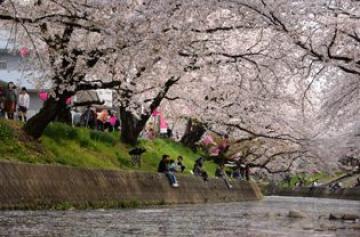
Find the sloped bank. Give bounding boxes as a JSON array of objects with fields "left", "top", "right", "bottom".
[{"left": 0, "top": 162, "right": 262, "bottom": 210}]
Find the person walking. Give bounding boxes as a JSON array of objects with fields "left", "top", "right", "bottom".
[
  {"left": 4, "top": 82, "right": 17, "bottom": 120},
  {"left": 18, "top": 87, "right": 30, "bottom": 122}
]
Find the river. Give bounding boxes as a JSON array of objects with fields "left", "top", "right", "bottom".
[{"left": 0, "top": 196, "right": 359, "bottom": 237}]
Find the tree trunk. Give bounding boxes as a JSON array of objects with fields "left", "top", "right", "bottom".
[
  {"left": 120, "top": 107, "right": 141, "bottom": 145},
  {"left": 119, "top": 107, "right": 152, "bottom": 145},
  {"left": 55, "top": 105, "right": 72, "bottom": 124},
  {"left": 181, "top": 118, "right": 206, "bottom": 150},
  {"left": 23, "top": 97, "right": 65, "bottom": 139},
  {"left": 118, "top": 76, "right": 181, "bottom": 145}
]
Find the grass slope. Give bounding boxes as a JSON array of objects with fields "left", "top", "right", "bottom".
[{"left": 0, "top": 119, "right": 216, "bottom": 175}]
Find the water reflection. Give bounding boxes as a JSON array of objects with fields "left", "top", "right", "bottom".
[{"left": 0, "top": 196, "right": 359, "bottom": 236}]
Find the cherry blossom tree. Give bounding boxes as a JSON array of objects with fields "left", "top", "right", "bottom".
[
  {"left": 1, "top": 0, "right": 357, "bottom": 175},
  {"left": 152, "top": 0, "right": 360, "bottom": 174},
  {"left": 172, "top": 0, "right": 360, "bottom": 173},
  {"left": 246, "top": 0, "right": 360, "bottom": 170},
  {"left": 0, "top": 0, "right": 131, "bottom": 138},
  {"left": 154, "top": 2, "right": 312, "bottom": 173}
]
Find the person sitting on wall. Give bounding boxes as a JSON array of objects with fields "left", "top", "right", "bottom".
[
  {"left": 158, "top": 154, "right": 179, "bottom": 188},
  {"left": 129, "top": 147, "right": 146, "bottom": 168},
  {"left": 309, "top": 178, "right": 319, "bottom": 192},
  {"left": 232, "top": 163, "right": 243, "bottom": 181},
  {"left": 192, "top": 157, "right": 208, "bottom": 181},
  {"left": 177, "top": 156, "right": 186, "bottom": 173},
  {"left": 215, "top": 163, "right": 233, "bottom": 189},
  {"left": 168, "top": 159, "right": 177, "bottom": 172},
  {"left": 329, "top": 182, "right": 342, "bottom": 192}
]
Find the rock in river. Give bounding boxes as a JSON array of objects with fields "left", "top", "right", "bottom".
[
  {"left": 329, "top": 213, "right": 359, "bottom": 221},
  {"left": 288, "top": 210, "right": 306, "bottom": 219}
]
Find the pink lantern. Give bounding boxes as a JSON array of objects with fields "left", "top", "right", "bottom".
[
  {"left": 209, "top": 146, "right": 220, "bottom": 156},
  {"left": 152, "top": 108, "right": 161, "bottom": 116},
  {"left": 39, "top": 91, "right": 48, "bottom": 101},
  {"left": 66, "top": 97, "right": 72, "bottom": 105},
  {"left": 19, "top": 47, "right": 30, "bottom": 58},
  {"left": 202, "top": 135, "right": 215, "bottom": 145},
  {"left": 159, "top": 112, "right": 168, "bottom": 129},
  {"left": 109, "top": 116, "right": 117, "bottom": 126}
]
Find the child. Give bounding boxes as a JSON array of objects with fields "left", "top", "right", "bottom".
[
  {"left": 177, "top": 156, "right": 186, "bottom": 173},
  {"left": 168, "top": 159, "right": 177, "bottom": 172}
]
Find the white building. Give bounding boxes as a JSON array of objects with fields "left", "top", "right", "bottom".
[{"left": 96, "top": 89, "right": 113, "bottom": 108}]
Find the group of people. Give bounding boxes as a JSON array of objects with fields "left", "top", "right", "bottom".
[
  {"left": 79, "top": 106, "right": 120, "bottom": 132},
  {"left": 140, "top": 124, "right": 175, "bottom": 141},
  {"left": 155, "top": 153, "right": 251, "bottom": 189},
  {"left": 0, "top": 82, "right": 30, "bottom": 122},
  {"left": 157, "top": 155, "right": 186, "bottom": 187},
  {"left": 329, "top": 177, "right": 360, "bottom": 191}
]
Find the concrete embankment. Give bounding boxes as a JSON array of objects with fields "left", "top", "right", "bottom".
[
  {"left": 0, "top": 162, "right": 262, "bottom": 210},
  {"left": 264, "top": 186, "right": 360, "bottom": 201}
]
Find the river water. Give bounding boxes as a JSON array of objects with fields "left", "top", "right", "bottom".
[{"left": 0, "top": 196, "right": 359, "bottom": 237}]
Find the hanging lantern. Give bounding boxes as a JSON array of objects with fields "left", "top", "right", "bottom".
[
  {"left": 209, "top": 146, "right": 220, "bottom": 156},
  {"left": 19, "top": 47, "right": 30, "bottom": 58},
  {"left": 39, "top": 91, "right": 48, "bottom": 101},
  {"left": 159, "top": 113, "right": 168, "bottom": 130},
  {"left": 202, "top": 135, "right": 215, "bottom": 146},
  {"left": 109, "top": 116, "right": 117, "bottom": 126},
  {"left": 152, "top": 108, "right": 160, "bottom": 116},
  {"left": 66, "top": 97, "right": 72, "bottom": 105}
]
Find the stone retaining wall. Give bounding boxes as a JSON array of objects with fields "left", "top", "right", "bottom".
[
  {"left": 0, "top": 162, "right": 263, "bottom": 209},
  {"left": 265, "top": 186, "right": 360, "bottom": 200}
]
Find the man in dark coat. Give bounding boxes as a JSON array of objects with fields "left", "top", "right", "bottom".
[{"left": 4, "top": 82, "right": 17, "bottom": 120}]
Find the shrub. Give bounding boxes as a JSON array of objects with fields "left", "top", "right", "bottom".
[
  {"left": 89, "top": 130, "right": 116, "bottom": 145},
  {"left": 0, "top": 120, "right": 14, "bottom": 141},
  {"left": 115, "top": 152, "right": 131, "bottom": 167},
  {"left": 79, "top": 138, "right": 91, "bottom": 148},
  {"left": 44, "top": 122, "right": 78, "bottom": 140}
]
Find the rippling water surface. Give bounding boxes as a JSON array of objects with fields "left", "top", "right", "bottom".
[{"left": 0, "top": 196, "right": 359, "bottom": 237}]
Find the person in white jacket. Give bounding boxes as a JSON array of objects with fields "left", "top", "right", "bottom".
[{"left": 18, "top": 87, "right": 30, "bottom": 122}]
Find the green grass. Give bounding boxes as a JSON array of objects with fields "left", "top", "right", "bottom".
[
  {"left": 0, "top": 119, "right": 52, "bottom": 163},
  {"left": 0, "top": 119, "right": 216, "bottom": 176},
  {"left": 138, "top": 138, "right": 217, "bottom": 175},
  {"left": 278, "top": 172, "right": 334, "bottom": 188}
]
